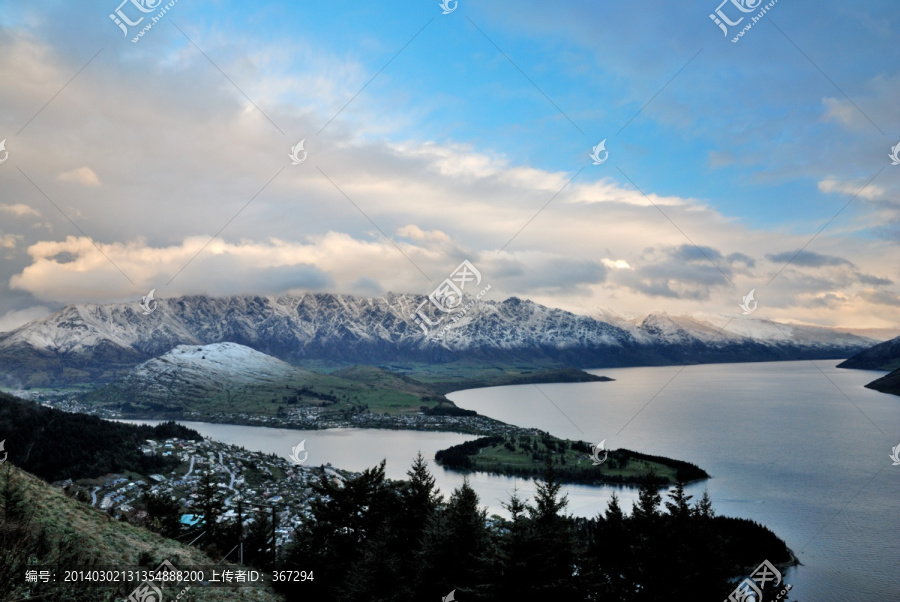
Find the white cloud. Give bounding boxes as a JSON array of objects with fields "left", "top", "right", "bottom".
[
  {"left": 602, "top": 258, "right": 633, "bottom": 270},
  {"left": 0, "top": 305, "right": 52, "bottom": 333},
  {"left": 0, "top": 204, "right": 41, "bottom": 218},
  {"left": 818, "top": 177, "right": 885, "bottom": 201},
  {"left": 59, "top": 166, "right": 101, "bottom": 186},
  {"left": 821, "top": 97, "right": 870, "bottom": 131},
  {"left": 9, "top": 232, "right": 434, "bottom": 303}
]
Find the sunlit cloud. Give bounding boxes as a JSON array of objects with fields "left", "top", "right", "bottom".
[
  {"left": 59, "top": 166, "right": 101, "bottom": 187},
  {"left": 0, "top": 204, "right": 41, "bottom": 218}
]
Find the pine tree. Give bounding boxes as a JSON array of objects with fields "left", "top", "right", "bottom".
[
  {"left": 628, "top": 471, "right": 667, "bottom": 600},
  {"left": 394, "top": 453, "right": 442, "bottom": 598},
  {"left": 692, "top": 488, "right": 715, "bottom": 520},
  {"left": 0, "top": 463, "right": 28, "bottom": 523},
  {"left": 400, "top": 452, "right": 442, "bottom": 532},
  {"left": 419, "top": 478, "right": 489, "bottom": 598},
  {"left": 529, "top": 457, "right": 569, "bottom": 526},
  {"left": 491, "top": 487, "right": 533, "bottom": 600},
  {"left": 142, "top": 491, "right": 183, "bottom": 538},
  {"left": 340, "top": 522, "right": 403, "bottom": 602},
  {"left": 282, "top": 461, "right": 394, "bottom": 602},
  {"left": 605, "top": 492, "right": 624, "bottom": 523},
  {"left": 664, "top": 481, "right": 693, "bottom": 522},
  {"left": 525, "top": 457, "right": 579, "bottom": 598},
  {"left": 242, "top": 511, "right": 273, "bottom": 569},
  {"left": 197, "top": 469, "right": 225, "bottom": 553},
  {"left": 631, "top": 470, "right": 662, "bottom": 525},
  {"left": 580, "top": 493, "right": 633, "bottom": 601}
]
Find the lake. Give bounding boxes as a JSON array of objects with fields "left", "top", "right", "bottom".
[
  {"left": 449, "top": 360, "right": 900, "bottom": 601},
  {"left": 124, "top": 360, "right": 900, "bottom": 600},
  {"left": 117, "top": 421, "right": 630, "bottom": 526}
]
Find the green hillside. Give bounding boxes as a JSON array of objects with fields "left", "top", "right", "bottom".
[
  {"left": 0, "top": 391, "right": 202, "bottom": 481},
  {"left": 371, "top": 360, "right": 612, "bottom": 393}
]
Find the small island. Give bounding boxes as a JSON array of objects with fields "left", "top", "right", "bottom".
[{"left": 435, "top": 433, "right": 709, "bottom": 485}]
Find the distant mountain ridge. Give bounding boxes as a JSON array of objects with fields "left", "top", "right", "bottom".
[
  {"left": 837, "top": 335, "right": 900, "bottom": 397},
  {"left": 0, "top": 293, "right": 877, "bottom": 387},
  {"left": 837, "top": 335, "right": 900, "bottom": 371}
]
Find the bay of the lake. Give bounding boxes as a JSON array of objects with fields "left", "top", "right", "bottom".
[
  {"left": 122, "top": 360, "right": 899, "bottom": 600},
  {"left": 448, "top": 360, "right": 900, "bottom": 602}
]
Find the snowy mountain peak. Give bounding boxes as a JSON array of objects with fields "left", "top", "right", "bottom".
[
  {"left": 152, "top": 342, "right": 298, "bottom": 373},
  {"left": 114, "top": 342, "right": 314, "bottom": 403}
]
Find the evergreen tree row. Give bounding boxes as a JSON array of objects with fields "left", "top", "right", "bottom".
[
  {"left": 275, "top": 455, "right": 792, "bottom": 601},
  {"left": 0, "top": 392, "right": 201, "bottom": 482}
]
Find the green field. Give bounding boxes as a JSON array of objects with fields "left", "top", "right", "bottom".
[
  {"left": 361, "top": 360, "right": 612, "bottom": 394},
  {"left": 36, "top": 359, "right": 609, "bottom": 423},
  {"left": 78, "top": 365, "right": 445, "bottom": 418}
]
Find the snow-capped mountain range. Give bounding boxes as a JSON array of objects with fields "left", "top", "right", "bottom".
[{"left": 0, "top": 293, "right": 878, "bottom": 387}]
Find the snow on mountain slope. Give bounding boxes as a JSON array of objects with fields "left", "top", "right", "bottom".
[
  {"left": 720, "top": 318, "right": 870, "bottom": 347},
  {"left": 131, "top": 342, "right": 309, "bottom": 386},
  {"left": 599, "top": 308, "right": 874, "bottom": 349},
  {"left": 436, "top": 297, "right": 632, "bottom": 350},
  {"left": 638, "top": 313, "right": 742, "bottom": 345},
  {"left": 0, "top": 293, "right": 878, "bottom": 387},
  {"left": 85, "top": 342, "right": 322, "bottom": 408}
]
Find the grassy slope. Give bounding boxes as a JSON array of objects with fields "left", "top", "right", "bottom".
[
  {"left": 2, "top": 464, "right": 281, "bottom": 601},
  {"left": 476, "top": 446, "right": 679, "bottom": 481},
  {"left": 370, "top": 360, "right": 611, "bottom": 394},
  {"left": 81, "top": 366, "right": 436, "bottom": 417}
]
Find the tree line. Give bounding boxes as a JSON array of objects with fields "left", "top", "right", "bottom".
[
  {"left": 0, "top": 392, "right": 201, "bottom": 482},
  {"left": 273, "top": 454, "right": 791, "bottom": 601}
]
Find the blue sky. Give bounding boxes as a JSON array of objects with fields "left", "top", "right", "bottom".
[{"left": 0, "top": 0, "right": 898, "bottom": 330}]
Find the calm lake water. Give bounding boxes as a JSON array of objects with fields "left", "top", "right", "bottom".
[
  {"left": 449, "top": 360, "right": 900, "bottom": 602},
  {"left": 123, "top": 360, "right": 900, "bottom": 600},
  {"left": 117, "top": 422, "right": 628, "bottom": 524}
]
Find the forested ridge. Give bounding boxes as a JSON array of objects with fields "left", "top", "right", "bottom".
[{"left": 0, "top": 392, "right": 201, "bottom": 481}]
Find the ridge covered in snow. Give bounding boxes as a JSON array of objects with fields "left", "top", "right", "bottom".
[{"left": 0, "top": 293, "right": 877, "bottom": 386}]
